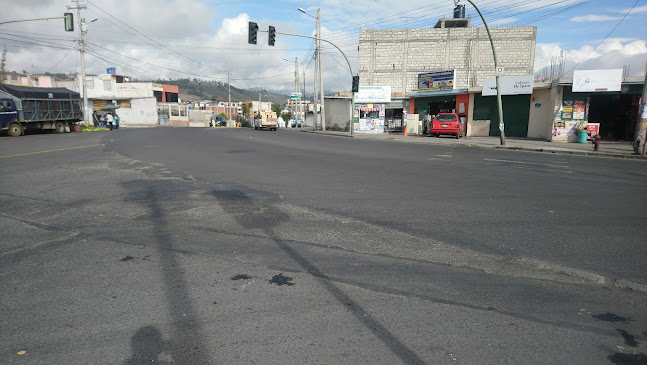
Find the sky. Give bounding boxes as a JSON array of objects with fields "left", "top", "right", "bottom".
[{"left": 1, "top": 0, "right": 646, "bottom": 96}]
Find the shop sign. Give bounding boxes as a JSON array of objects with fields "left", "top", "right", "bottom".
[
  {"left": 417, "top": 70, "right": 455, "bottom": 91},
  {"left": 573, "top": 69, "right": 622, "bottom": 92},
  {"left": 482, "top": 75, "right": 533, "bottom": 96},
  {"left": 586, "top": 123, "right": 600, "bottom": 138},
  {"left": 290, "top": 93, "right": 300, "bottom": 100},
  {"left": 354, "top": 86, "right": 391, "bottom": 103}
]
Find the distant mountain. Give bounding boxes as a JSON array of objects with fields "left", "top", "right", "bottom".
[{"left": 140, "top": 78, "right": 291, "bottom": 104}]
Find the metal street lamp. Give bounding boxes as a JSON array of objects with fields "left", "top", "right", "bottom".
[
  {"left": 456, "top": 0, "right": 505, "bottom": 145},
  {"left": 298, "top": 7, "right": 325, "bottom": 131}
]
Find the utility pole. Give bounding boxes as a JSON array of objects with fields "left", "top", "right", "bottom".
[
  {"left": 317, "top": 8, "right": 326, "bottom": 131},
  {"left": 228, "top": 72, "right": 231, "bottom": 121},
  {"left": 68, "top": 0, "right": 89, "bottom": 125},
  {"left": 294, "top": 57, "right": 298, "bottom": 122},
  {"left": 313, "top": 52, "right": 318, "bottom": 130},
  {"left": 633, "top": 57, "right": 647, "bottom": 155}
]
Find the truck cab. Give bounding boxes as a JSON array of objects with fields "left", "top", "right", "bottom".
[{"left": 0, "top": 98, "right": 20, "bottom": 135}]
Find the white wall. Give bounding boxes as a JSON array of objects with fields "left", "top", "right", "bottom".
[
  {"left": 527, "top": 88, "right": 552, "bottom": 140},
  {"left": 118, "top": 98, "right": 158, "bottom": 126}
]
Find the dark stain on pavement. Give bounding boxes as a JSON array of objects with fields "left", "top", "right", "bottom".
[
  {"left": 617, "top": 329, "right": 640, "bottom": 347},
  {"left": 608, "top": 353, "right": 647, "bottom": 365},
  {"left": 231, "top": 274, "right": 252, "bottom": 280},
  {"left": 593, "top": 313, "right": 632, "bottom": 323},
  {"left": 213, "top": 187, "right": 427, "bottom": 365},
  {"left": 120, "top": 256, "right": 136, "bottom": 262},
  {"left": 123, "top": 326, "right": 171, "bottom": 365},
  {"left": 269, "top": 273, "right": 294, "bottom": 286}
]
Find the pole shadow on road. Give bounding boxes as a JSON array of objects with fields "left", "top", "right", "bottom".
[
  {"left": 121, "top": 180, "right": 211, "bottom": 365},
  {"left": 212, "top": 187, "right": 426, "bottom": 365}
]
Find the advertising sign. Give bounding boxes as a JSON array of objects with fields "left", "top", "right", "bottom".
[
  {"left": 417, "top": 70, "right": 455, "bottom": 91},
  {"left": 586, "top": 123, "right": 600, "bottom": 138},
  {"left": 482, "top": 75, "right": 533, "bottom": 96},
  {"left": 355, "top": 86, "right": 392, "bottom": 103},
  {"left": 573, "top": 69, "right": 622, "bottom": 92}
]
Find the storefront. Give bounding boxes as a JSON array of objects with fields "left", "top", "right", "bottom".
[
  {"left": 353, "top": 86, "right": 394, "bottom": 134},
  {"left": 410, "top": 89, "right": 469, "bottom": 134},
  {"left": 551, "top": 69, "right": 642, "bottom": 142}
]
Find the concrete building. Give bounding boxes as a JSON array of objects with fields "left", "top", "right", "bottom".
[{"left": 357, "top": 10, "right": 537, "bottom": 137}]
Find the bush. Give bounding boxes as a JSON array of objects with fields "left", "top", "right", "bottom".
[{"left": 236, "top": 116, "right": 251, "bottom": 128}]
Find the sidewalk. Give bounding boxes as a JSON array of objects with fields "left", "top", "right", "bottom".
[{"left": 297, "top": 129, "right": 644, "bottom": 159}]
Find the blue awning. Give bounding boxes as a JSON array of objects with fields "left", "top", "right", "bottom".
[{"left": 409, "top": 89, "right": 468, "bottom": 98}]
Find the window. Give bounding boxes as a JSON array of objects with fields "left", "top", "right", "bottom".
[{"left": 103, "top": 80, "right": 112, "bottom": 91}]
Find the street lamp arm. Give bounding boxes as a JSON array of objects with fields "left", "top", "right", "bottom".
[
  {"left": 260, "top": 30, "right": 354, "bottom": 78},
  {"left": 0, "top": 16, "right": 65, "bottom": 26}
]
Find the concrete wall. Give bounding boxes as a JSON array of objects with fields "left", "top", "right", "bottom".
[
  {"left": 527, "top": 88, "right": 552, "bottom": 140},
  {"left": 325, "top": 98, "right": 351, "bottom": 130},
  {"left": 118, "top": 98, "right": 158, "bottom": 126},
  {"left": 359, "top": 26, "right": 536, "bottom": 94}
]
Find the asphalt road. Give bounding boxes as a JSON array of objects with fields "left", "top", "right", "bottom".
[{"left": 1, "top": 128, "right": 646, "bottom": 365}]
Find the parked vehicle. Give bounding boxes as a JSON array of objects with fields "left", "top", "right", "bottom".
[
  {"left": 429, "top": 112, "right": 462, "bottom": 139},
  {"left": 0, "top": 84, "right": 83, "bottom": 137},
  {"left": 255, "top": 111, "right": 278, "bottom": 131},
  {"left": 290, "top": 119, "right": 303, "bottom": 128}
]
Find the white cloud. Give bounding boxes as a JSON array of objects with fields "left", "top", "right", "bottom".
[
  {"left": 570, "top": 14, "right": 623, "bottom": 22},
  {"left": 534, "top": 39, "right": 647, "bottom": 77},
  {"left": 617, "top": 4, "right": 647, "bottom": 13}
]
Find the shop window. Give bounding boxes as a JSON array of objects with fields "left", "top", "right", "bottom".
[{"left": 171, "top": 105, "right": 179, "bottom": 116}]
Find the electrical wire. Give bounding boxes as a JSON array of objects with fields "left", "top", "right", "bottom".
[{"left": 560, "top": 0, "right": 640, "bottom": 77}]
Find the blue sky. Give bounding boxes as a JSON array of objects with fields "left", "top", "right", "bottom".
[{"left": 2, "top": 0, "right": 646, "bottom": 94}]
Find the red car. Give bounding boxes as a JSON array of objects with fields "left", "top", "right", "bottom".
[{"left": 429, "top": 113, "right": 462, "bottom": 138}]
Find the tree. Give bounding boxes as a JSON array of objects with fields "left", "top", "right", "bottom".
[
  {"left": 281, "top": 112, "right": 292, "bottom": 121},
  {"left": 242, "top": 104, "right": 250, "bottom": 118},
  {"left": 271, "top": 103, "right": 282, "bottom": 115},
  {"left": 218, "top": 113, "right": 228, "bottom": 120}
]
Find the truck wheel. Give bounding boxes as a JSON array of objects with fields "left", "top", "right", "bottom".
[
  {"left": 8, "top": 122, "right": 22, "bottom": 137},
  {"left": 55, "top": 121, "right": 65, "bottom": 134}
]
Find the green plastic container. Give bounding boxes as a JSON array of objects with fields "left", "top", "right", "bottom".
[{"left": 577, "top": 130, "right": 587, "bottom": 143}]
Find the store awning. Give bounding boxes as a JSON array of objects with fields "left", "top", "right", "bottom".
[{"left": 410, "top": 89, "right": 468, "bottom": 98}]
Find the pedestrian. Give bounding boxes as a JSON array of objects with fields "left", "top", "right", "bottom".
[
  {"left": 210, "top": 112, "right": 216, "bottom": 127},
  {"left": 93, "top": 111, "right": 100, "bottom": 127},
  {"left": 99, "top": 113, "right": 105, "bottom": 128},
  {"left": 106, "top": 112, "right": 114, "bottom": 130}
]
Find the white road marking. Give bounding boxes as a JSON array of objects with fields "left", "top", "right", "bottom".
[
  {"left": 484, "top": 158, "right": 570, "bottom": 169},
  {"left": 436, "top": 154, "right": 453, "bottom": 157}
]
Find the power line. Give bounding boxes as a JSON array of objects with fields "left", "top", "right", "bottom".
[{"left": 560, "top": 0, "right": 640, "bottom": 77}]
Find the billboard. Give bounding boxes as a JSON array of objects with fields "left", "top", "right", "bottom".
[
  {"left": 573, "top": 69, "right": 622, "bottom": 92},
  {"left": 355, "top": 86, "right": 391, "bottom": 103},
  {"left": 417, "top": 70, "right": 455, "bottom": 91},
  {"left": 482, "top": 75, "right": 533, "bottom": 96}
]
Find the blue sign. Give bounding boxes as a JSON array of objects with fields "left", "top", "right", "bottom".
[
  {"left": 417, "top": 70, "right": 455, "bottom": 91},
  {"left": 107, "top": 67, "right": 116, "bottom": 74}
]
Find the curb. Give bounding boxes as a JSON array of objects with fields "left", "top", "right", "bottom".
[{"left": 298, "top": 130, "right": 645, "bottom": 159}]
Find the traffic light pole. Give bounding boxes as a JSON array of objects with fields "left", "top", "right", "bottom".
[
  {"left": 460, "top": 0, "right": 506, "bottom": 145},
  {"left": 258, "top": 29, "right": 356, "bottom": 134},
  {"left": 0, "top": 17, "right": 66, "bottom": 26}
]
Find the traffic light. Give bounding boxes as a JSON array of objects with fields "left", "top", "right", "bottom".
[
  {"left": 352, "top": 76, "right": 360, "bottom": 93},
  {"left": 268, "top": 26, "right": 276, "bottom": 46},
  {"left": 64, "top": 12, "right": 74, "bottom": 32},
  {"left": 248, "top": 22, "right": 258, "bottom": 44}
]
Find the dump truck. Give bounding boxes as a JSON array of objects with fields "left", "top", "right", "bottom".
[
  {"left": 0, "top": 84, "right": 83, "bottom": 137},
  {"left": 255, "top": 110, "right": 278, "bottom": 131}
]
